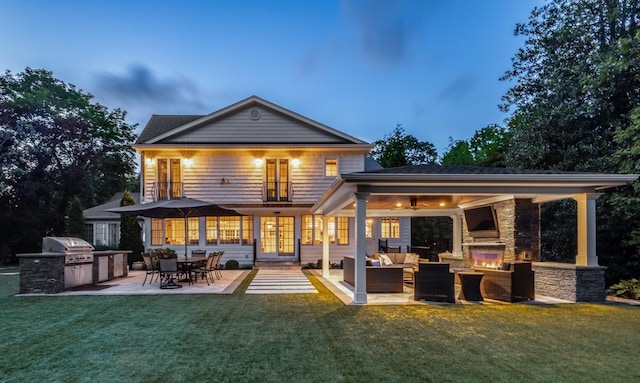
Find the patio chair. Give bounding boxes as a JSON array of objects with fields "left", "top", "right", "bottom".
[
  {"left": 142, "top": 253, "right": 160, "bottom": 286},
  {"left": 192, "top": 253, "right": 216, "bottom": 285},
  {"left": 413, "top": 262, "right": 455, "bottom": 303},
  {"left": 213, "top": 251, "right": 224, "bottom": 279},
  {"left": 158, "top": 257, "right": 182, "bottom": 289}
]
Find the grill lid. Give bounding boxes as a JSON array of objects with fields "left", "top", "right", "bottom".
[{"left": 42, "top": 237, "right": 94, "bottom": 253}]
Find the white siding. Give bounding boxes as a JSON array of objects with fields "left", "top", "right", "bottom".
[{"left": 164, "top": 107, "right": 351, "bottom": 144}]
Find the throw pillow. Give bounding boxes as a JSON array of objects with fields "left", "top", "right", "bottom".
[
  {"left": 378, "top": 253, "right": 393, "bottom": 266},
  {"left": 404, "top": 253, "right": 420, "bottom": 265},
  {"left": 370, "top": 259, "right": 381, "bottom": 266}
]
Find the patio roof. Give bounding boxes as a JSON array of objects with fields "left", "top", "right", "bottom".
[{"left": 312, "top": 164, "right": 638, "bottom": 217}]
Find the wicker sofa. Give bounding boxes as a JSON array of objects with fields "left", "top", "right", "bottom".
[
  {"left": 472, "top": 261, "right": 535, "bottom": 302},
  {"left": 343, "top": 256, "right": 404, "bottom": 293},
  {"left": 370, "top": 253, "right": 420, "bottom": 282}
]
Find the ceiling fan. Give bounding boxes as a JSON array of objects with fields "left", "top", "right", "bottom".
[{"left": 396, "top": 196, "right": 430, "bottom": 210}]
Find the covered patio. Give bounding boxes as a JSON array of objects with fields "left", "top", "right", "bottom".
[{"left": 311, "top": 164, "right": 638, "bottom": 304}]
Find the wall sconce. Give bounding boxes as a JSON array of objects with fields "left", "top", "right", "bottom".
[
  {"left": 291, "top": 158, "right": 300, "bottom": 168},
  {"left": 145, "top": 158, "right": 154, "bottom": 166},
  {"left": 183, "top": 158, "right": 193, "bottom": 167},
  {"left": 254, "top": 158, "right": 264, "bottom": 167},
  {"left": 220, "top": 178, "right": 230, "bottom": 185}
]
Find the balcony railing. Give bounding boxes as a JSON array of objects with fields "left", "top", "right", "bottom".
[
  {"left": 263, "top": 181, "right": 292, "bottom": 202},
  {"left": 152, "top": 182, "right": 184, "bottom": 201}
]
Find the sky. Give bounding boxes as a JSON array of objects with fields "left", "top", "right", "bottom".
[{"left": 1, "top": 0, "right": 543, "bottom": 155}]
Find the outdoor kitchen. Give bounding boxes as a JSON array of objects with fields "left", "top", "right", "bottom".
[{"left": 17, "top": 237, "right": 131, "bottom": 294}]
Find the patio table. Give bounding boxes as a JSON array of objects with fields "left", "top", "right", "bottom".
[{"left": 177, "top": 256, "right": 207, "bottom": 283}]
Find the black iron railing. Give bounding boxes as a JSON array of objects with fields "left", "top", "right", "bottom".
[
  {"left": 152, "top": 182, "right": 184, "bottom": 201},
  {"left": 263, "top": 181, "right": 292, "bottom": 202}
]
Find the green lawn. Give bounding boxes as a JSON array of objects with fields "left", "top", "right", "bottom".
[{"left": 1, "top": 268, "right": 639, "bottom": 383}]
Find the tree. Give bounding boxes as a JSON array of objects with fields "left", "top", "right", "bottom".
[
  {"left": 500, "top": 0, "right": 640, "bottom": 284},
  {"left": 370, "top": 124, "right": 437, "bottom": 168},
  {"left": 66, "top": 196, "right": 85, "bottom": 239},
  {"left": 118, "top": 190, "right": 143, "bottom": 265},
  {"left": 440, "top": 124, "right": 511, "bottom": 167},
  {"left": 0, "top": 68, "right": 138, "bottom": 263}
]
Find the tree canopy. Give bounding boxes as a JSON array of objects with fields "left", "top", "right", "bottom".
[
  {"left": 370, "top": 124, "right": 437, "bottom": 168},
  {"left": 441, "top": 124, "right": 511, "bottom": 167},
  {"left": 0, "top": 68, "right": 138, "bottom": 262},
  {"left": 500, "top": 0, "right": 640, "bottom": 284}
]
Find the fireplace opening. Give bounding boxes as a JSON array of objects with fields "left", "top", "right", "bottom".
[{"left": 472, "top": 251, "right": 504, "bottom": 269}]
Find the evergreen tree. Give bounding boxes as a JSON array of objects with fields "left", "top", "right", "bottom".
[{"left": 118, "top": 190, "right": 144, "bottom": 265}]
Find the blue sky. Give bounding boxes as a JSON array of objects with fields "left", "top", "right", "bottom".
[{"left": 1, "top": 0, "right": 543, "bottom": 155}]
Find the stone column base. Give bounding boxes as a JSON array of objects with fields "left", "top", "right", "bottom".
[{"left": 532, "top": 262, "right": 606, "bottom": 302}]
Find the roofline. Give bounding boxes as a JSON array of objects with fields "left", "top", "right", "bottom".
[
  {"left": 341, "top": 172, "right": 639, "bottom": 186},
  {"left": 144, "top": 95, "right": 369, "bottom": 145},
  {"left": 133, "top": 143, "right": 373, "bottom": 152}
]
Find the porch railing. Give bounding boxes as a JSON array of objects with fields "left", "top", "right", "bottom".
[
  {"left": 263, "top": 181, "right": 292, "bottom": 202},
  {"left": 151, "top": 182, "right": 184, "bottom": 201}
]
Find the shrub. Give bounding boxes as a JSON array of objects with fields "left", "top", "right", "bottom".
[
  {"left": 149, "top": 248, "right": 176, "bottom": 259},
  {"left": 608, "top": 278, "right": 640, "bottom": 300},
  {"left": 225, "top": 259, "right": 239, "bottom": 270}
]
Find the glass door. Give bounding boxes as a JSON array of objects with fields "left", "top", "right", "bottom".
[{"left": 260, "top": 216, "right": 294, "bottom": 256}]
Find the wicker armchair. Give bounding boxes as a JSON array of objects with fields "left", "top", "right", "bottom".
[
  {"left": 413, "top": 262, "right": 455, "bottom": 303},
  {"left": 473, "top": 262, "right": 534, "bottom": 302}
]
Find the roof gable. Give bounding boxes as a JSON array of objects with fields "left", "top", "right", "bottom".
[{"left": 136, "top": 96, "right": 368, "bottom": 146}]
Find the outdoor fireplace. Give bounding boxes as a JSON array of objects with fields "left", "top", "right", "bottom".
[{"left": 472, "top": 251, "right": 504, "bottom": 269}]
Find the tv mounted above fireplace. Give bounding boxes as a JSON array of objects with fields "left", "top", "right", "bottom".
[{"left": 464, "top": 205, "right": 499, "bottom": 238}]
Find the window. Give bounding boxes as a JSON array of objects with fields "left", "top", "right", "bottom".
[
  {"left": 108, "top": 223, "right": 119, "bottom": 247},
  {"left": 365, "top": 218, "right": 373, "bottom": 239},
  {"left": 219, "top": 216, "right": 240, "bottom": 244},
  {"left": 328, "top": 217, "right": 349, "bottom": 245},
  {"left": 187, "top": 218, "right": 199, "bottom": 245},
  {"left": 84, "top": 224, "right": 94, "bottom": 245},
  {"left": 206, "top": 217, "right": 218, "bottom": 244},
  {"left": 165, "top": 218, "right": 195, "bottom": 245},
  {"left": 151, "top": 219, "right": 163, "bottom": 245},
  {"left": 302, "top": 215, "right": 313, "bottom": 245},
  {"left": 336, "top": 217, "right": 349, "bottom": 245},
  {"left": 302, "top": 215, "right": 324, "bottom": 245},
  {"left": 95, "top": 223, "right": 107, "bottom": 246},
  {"left": 325, "top": 159, "right": 337, "bottom": 176},
  {"left": 242, "top": 216, "right": 253, "bottom": 245},
  {"left": 381, "top": 217, "right": 400, "bottom": 238},
  {"left": 265, "top": 159, "right": 289, "bottom": 201}
]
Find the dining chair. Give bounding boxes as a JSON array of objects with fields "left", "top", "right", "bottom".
[
  {"left": 193, "top": 253, "right": 216, "bottom": 285},
  {"left": 158, "top": 257, "right": 182, "bottom": 289},
  {"left": 213, "top": 251, "right": 224, "bottom": 279},
  {"left": 141, "top": 253, "right": 160, "bottom": 286}
]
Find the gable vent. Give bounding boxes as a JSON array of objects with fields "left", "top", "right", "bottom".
[{"left": 249, "top": 108, "right": 261, "bottom": 120}]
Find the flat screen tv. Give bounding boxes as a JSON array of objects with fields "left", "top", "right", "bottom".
[{"left": 464, "top": 205, "right": 499, "bottom": 238}]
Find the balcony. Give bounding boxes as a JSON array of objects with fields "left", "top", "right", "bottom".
[
  {"left": 263, "top": 181, "right": 292, "bottom": 202},
  {"left": 151, "top": 182, "right": 184, "bottom": 201}
]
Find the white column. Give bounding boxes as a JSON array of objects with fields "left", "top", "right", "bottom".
[
  {"left": 322, "top": 215, "right": 330, "bottom": 277},
  {"left": 451, "top": 214, "right": 463, "bottom": 259},
  {"left": 573, "top": 193, "right": 603, "bottom": 266},
  {"left": 353, "top": 192, "right": 369, "bottom": 304}
]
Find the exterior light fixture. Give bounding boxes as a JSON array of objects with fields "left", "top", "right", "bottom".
[
  {"left": 254, "top": 158, "right": 264, "bottom": 167},
  {"left": 183, "top": 158, "right": 193, "bottom": 166},
  {"left": 292, "top": 158, "right": 300, "bottom": 167},
  {"left": 145, "top": 158, "right": 153, "bottom": 166},
  {"left": 439, "top": 202, "right": 446, "bottom": 207}
]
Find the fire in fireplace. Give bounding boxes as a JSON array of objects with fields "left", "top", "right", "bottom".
[{"left": 472, "top": 251, "right": 504, "bottom": 268}]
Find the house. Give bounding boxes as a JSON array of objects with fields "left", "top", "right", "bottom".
[
  {"left": 83, "top": 192, "right": 142, "bottom": 248},
  {"left": 134, "top": 96, "right": 411, "bottom": 267},
  {"left": 133, "top": 95, "right": 638, "bottom": 304}
]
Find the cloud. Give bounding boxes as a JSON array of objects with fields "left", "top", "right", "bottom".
[
  {"left": 341, "top": 0, "right": 426, "bottom": 66},
  {"left": 91, "top": 64, "right": 212, "bottom": 128},
  {"left": 437, "top": 76, "right": 475, "bottom": 101}
]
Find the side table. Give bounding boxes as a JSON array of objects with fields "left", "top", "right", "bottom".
[{"left": 457, "top": 271, "right": 484, "bottom": 301}]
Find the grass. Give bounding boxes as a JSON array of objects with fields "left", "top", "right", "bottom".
[{"left": 1, "top": 267, "right": 639, "bottom": 383}]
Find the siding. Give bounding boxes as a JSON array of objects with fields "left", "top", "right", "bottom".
[
  {"left": 163, "top": 107, "right": 352, "bottom": 144},
  {"left": 143, "top": 149, "right": 367, "bottom": 204}
]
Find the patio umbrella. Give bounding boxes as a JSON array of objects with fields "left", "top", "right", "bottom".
[{"left": 106, "top": 197, "right": 242, "bottom": 258}]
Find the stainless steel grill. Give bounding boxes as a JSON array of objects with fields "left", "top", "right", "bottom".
[{"left": 42, "top": 237, "right": 95, "bottom": 265}]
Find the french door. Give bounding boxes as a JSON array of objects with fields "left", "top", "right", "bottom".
[{"left": 260, "top": 216, "right": 295, "bottom": 257}]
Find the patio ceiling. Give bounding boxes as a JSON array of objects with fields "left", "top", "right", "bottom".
[{"left": 311, "top": 166, "right": 638, "bottom": 217}]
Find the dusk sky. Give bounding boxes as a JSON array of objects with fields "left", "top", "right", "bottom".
[{"left": 1, "top": 0, "right": 543, "bottom": 155}]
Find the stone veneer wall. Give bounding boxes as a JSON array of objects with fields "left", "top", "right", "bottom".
[
  {"left": 533, "top": 262, "right": 606, "bottom": 302},
  {"left": 462, "top": 198, "right": 540, "bottom": 265},
  {"left": 19, "top": 255, "right": 65, "bottom": 294}
]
